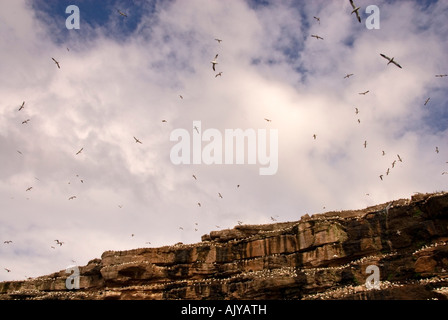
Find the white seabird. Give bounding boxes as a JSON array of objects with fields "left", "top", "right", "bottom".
[
  {"left": 380, "top": 53, "right": 402, "bottom": 69},
  {"left": 211, "top": 54, "right": 218, "bottom": 71},
  {"left": 349, "top": 0, "right": 361, "bottom": 23}
]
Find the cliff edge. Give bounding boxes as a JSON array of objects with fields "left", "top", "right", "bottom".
[{"left": 1, "top": 191, "right": 448, "bottom": 300}]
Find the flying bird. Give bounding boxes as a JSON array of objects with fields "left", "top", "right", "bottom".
[
  {"left": 179, "top": 95, "right": 183, "bottom": 99},
  {"left": 4, "top": 241, "right": 12, "bottom": 244},
  {"left": 218, "top": 193, "right": 223, "bottom": 199},
  {"left": 51, "top": 57, "right": 60, "bottom": 69},
  {"left": 424, "top": 97, "right": 430, "bottom": 106},
  {"left": 215, "top": 72, "right": 223, "bottom": 77},
  {"left": 380, "top": 53, "right": 402, "bottom": 69},
  {"left": 392, "top": 160, "right": 396, "bottom": 168},
  {"left": 133, "top": 136, "right": 142, "bottom": 144},
  {"left": 194, "top": 126, "right": 200, "bottom": 134},
  {"left": 22, "top": 119, "right": 30, "bottom": 124},
  {"left": 4, "top": 268, "right": 11, "bottom": 273},
  {"left": 379, "top": 175, "right": 383, "bottom": 181},
  {"left": 17, "top": 150, "right": 23, "bottom": 155},
  {"left": 117, "top": 9, "right": 127, "bottom": 17},
  {"left": 76, "top": 148, "right": 83, "bottom": 155},
  {"left": 214, "top": 38, "right": 222, "bottom": 43},
  {"left": 18, "top": 101, "right": 25, "bottom": 111},
  {"left": 382, "top": 150, "right": 386, "bottom": 156},
  {"left": 26, "top": 187, "right": 32, "bottom": 191},
  {"left": 344, "top": 73, "right": 354, "bottom": 79},
  {"left": 211, "top": 54, "right": 218, "bottom": 71},
  {"left": 311, "top": 34, "right": 324, "bottom": 40},
  {"left": 313, "top": 16, "right": 320, "bottom": 24},
  {"left": 54, "top": 240, "right": 64, "bottom": 246},
  {"left": 197, "top": 202, "right": 201, "bottom": 207},
  {"left": 270, "top": 216, "right": 277, "bottom": 221},
  {"left": 359, "top": 90, "right": 370, "bottom": 95},
  {"left": 442, "top": 172, "right": 448, "bottom": 175},
  {"left": 435, "top": 74, "right": 447, "bottom": 77},
  {"left": 349, "top": 0, "right": 361, "bottom": 23},
  {"left": 386, "top": 168, "right": 390, "bottom": 175},
  {"left": 357, "top": 119, "right": 361, "bottom": 124},
  {"left": 192, "top": 174, "right": 197, "bottom": 180},
  {"left": 68, "top": 196, "right": 76, "bottom": 200},
  {"left": 397, "top": 154, "right": 403, "bottom": 162},
  {"left": 264, "top": 118, "right": 272, "bottom": 122},
  {"left": 313, "top": 134, "right": 317, "bottom": 140},
  {"left": 355, "top": 107, "right": 359, "bottom": 114},
  {"left": 364, "top": 140, "right": 367, "bottom": 148},
  {"left": 162, "top": 120, "right": 167, "bottom": 122},
  {"left": 179, "top": 227, "right": 184, "bottom": 230},
  {"left": 436, "top": 147, "right": 439, "bottom": 153}
]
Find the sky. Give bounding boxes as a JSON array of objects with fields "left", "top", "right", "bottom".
[{"left": 0, "top": 0, "right": 447, "bottom": 282}]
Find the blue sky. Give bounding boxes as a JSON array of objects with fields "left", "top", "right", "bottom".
[{"left": 0, "top": 0, "right": 447, "bottom": 282}]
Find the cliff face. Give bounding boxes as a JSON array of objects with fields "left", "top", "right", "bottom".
[{"left": 1, "top": 192, "right": 448, "bottom": 300}]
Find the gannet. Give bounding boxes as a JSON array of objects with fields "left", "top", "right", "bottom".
[
  {"left": 380, "top": 53, "right": 402, "bottom": 68},
  {"left": 311, "top": 34, "right": 324, "bottom": 40},
  {"left": 355, "top": 107, "right": 359, "bottom": 114},
  {"left": 76, "top": 148, "right": 83, "bottom": 155},
  {"left": 133, "top": 136, "right": 142, "bottom": 144},
  {"left": 215, "top": 72, "right": 223, "bottom": 77},
  {"left": 51, "top": 57, "right": 60, "bottom": 69},
  {"left": 211, "top": 54, "right": 218, "bottom": 71},
  {"left": 397, "top": 154, "right": 403, "bottom": 162},
  {"left": 117, "top": 9, "right": 127, "bottom": 17},
  {"left": 26, "top": 187, "right": 32, "bottom": 191},
  {"left": 349, "top": 0, "right": 361, "bottom": 23},
  {"left": 424, "top": 97, "right": 430, "bottom": 106},
  {"left": 313, "top": 16, "right": 320, "bottom": 24},
  {"left": 18, "top": 101, "right": 25, "bottom": 111}
]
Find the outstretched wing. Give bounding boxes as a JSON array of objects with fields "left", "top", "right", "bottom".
[
  {"left": 380, "top": 53, "right": 391, "bottom": 62},
  {"left": 391, "top": 60, "right": 402, "bottom": 68},
  {"left": 349, "top": 0, "right": 356, "bottom": 10}
]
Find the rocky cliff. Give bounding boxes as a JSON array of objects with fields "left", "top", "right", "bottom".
[{"left": 1, "top": 191, "right": 448, "bottom": 300}]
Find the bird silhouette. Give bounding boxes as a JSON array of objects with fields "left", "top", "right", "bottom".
[
  {"left": 117, "top": 9, "right": 127, "bottom": 17},
  {"left": 26, "top": 187, "right": 32, "bottom": 191},
  {"left": 192, "top": 174, "right": 197, "bottom": 180},
  {"left": 194, "top": 126, "right": 199, "bottom": 134},
  {"left": 436, "top": 147, "right": 439, "bottom": 153},
  {"left": 76, "top": 148, "right": 83, "bottom": 155},
  {"left": 424, "top": 97, "right": 430, "bottom": 106},
  {"left": 313, "top": 134, "right": 317, "bottom": 140},
  {"left": 215, "top": 38, "right": 222, "bottom": 43},
  {"left": 380, "top": 53, "right": 402, "bottom": 68},
  {"left": 215, "top": 72, "right": 223, "bottom": 77},
  {"left": 218, "top": 193, "right": 223, "bottom": 198},
  {"left": 197, "top": 202, "right": 201, "bottom": 207},
  {"left": 392, "top": 160, "right": 396, "bottom": 168},
  {"left": 51, "top": 57, "right": 60, "bottom": 69},
  {"left": 68, "top": 196, "right": 76, "bottom": 200},
  {"left": 344, "top": 74, "right": 354, "bottom": 79},
  {"left": 313, "top": 16, "right": 320, "bottom": 24},
  {"left": 264, "top": 118, "right": 272, "bottom": 122},
  {"left": 382, "top": 150, "right": 386, "bottom": 156},
  {"left": 397, "top": 154, "right": 403, "bottom": 162},
  {"left": 3, "top": 241, "right": 12, "bottom": 244},
  {"left": 359, "top": 90, "right": 370, "bottom": 95},
  {"left": 364, "top": 141, "right": 367, "bottom": 148},
  {"left": 22, "top": 119, "right": 30, "bottom": 124},
  {"left": 18, "top": 101, "right": 25, "bottom": 111},
  {"left": 435, "top": 74, "right": 447, "bottom": 77},
  {"left": 379, "top": 175, "right": 383, "bottom": 181},
  {"left": 311, "top": 34, "right": 324, "bottom": 40},
  {"left": 54, "top": 240, "right": 64, "bottom": 246},
  {"left": 211, "top": 54, "right": 218, "bottom": 71},
  {"left": 349, "top": 0, "right": 361, "bottom": 23},
  {"left": 4, "top": 268, "right": 11, "bottom": 273},
  {"left": 133, "top": 136, "right": 142, "bottom": 144}
]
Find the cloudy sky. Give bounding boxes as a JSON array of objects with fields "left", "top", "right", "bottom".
[{"left": 0, "top": 0, "right": 447, "bottom": 282}]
